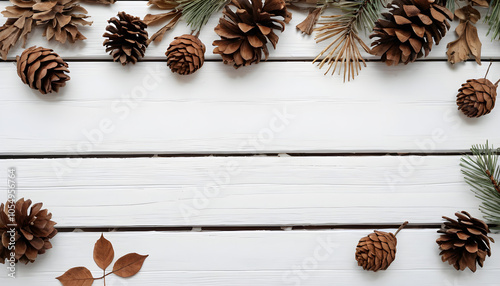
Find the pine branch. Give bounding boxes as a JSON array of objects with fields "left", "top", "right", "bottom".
[
  {"left": 181, "top": 0, "right": 229, "bottom": 33},
  {"left": 461, "top": 141, "right": 500, "bottom": 223},
  {"left": 485, "top": 0, "right": 500, "bottom": 40},
  {"left": 313, "top": 0, "right": 383, "bottom": 82}
]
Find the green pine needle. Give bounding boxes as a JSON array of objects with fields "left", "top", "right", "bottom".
[
  {"left": 485, "top": 0, "right": 500, "bottom": 40},
  {"left": 460, "top": 141, "right": 500, "bottom": 224},
  {"left": 181, "top": 0, "right": 229, "bottom": 33}
]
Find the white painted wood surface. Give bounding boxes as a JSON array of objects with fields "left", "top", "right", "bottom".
[
  {"left": 0, "top": 156, "right": 485, "bottom": 227},
  {"left": 0, "top": 3, "right": 498, "bottom": 61},
  {"left": 1, "top": 0, "right": 499, "bottom": 285},
  {"left": 1, "top": 230, "right": 499, "bottom": 285},
  {"left": 1, "top": 61, "right": 499, "bottom": 154}
]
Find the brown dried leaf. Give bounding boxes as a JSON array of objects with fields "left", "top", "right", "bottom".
[
  {"left": 454, "top": 5, "right": 480, "bottom": 24},
  {"left": 296, "top": 7, "right": 322, "bottom": 35},
  {"left": 143, "top": 10, "right": 178, "bottom": 25},
  {"left": 112, "top": 253, "right": 149, "bottom": 278},
  {"left": 471, "top": 0, "right": 489, "bottom": 7},
  {"left": 79, "top": 0, "right": 116, "bottom": 4},
  {"left": 446, "top": 6, "right": 482, "bottom": 65},
  {"left": 147, "top": 11, "right": 182, "bottom": 45},
  {"left": 56, "top": 267, "right": 94, "bottom": 286},
  {"left": 465, "top": 20, "right": 481, "bottom": 64},
  {"left": 93, "top": 234, "right": 114, "bottom": 270}
]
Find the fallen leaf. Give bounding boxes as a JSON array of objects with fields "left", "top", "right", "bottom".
[
  {"left": 465, "top": 20, "right": 481, "bottom": 64},
  {"left": 143, "top": 11, "right": 178, "bottom": 25},
  {"left": 112, "top": 253, "right": 149, "bottom": 278},
  {"left": 446, "top": 5, "right": 481, "bottom": 65},
  {"left": 56, "top": 267, "right": 94, "bottom": 286},
  {"left": 93, "top": 234, "right": 114, "bottom": 270},
  {"left": 296, "top": 7, "right": 322, "bottom": 35}
]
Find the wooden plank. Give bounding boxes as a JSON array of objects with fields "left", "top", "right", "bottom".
[
  {"left": 1, "top": 61, "right": 499, "bottom": 154},
  {"left": 0, "top": 2, "right": 498, "bottom": 60},
  {"left": 0, "top": 230, "right": 498, "bottom": 285},
  {"left": 0, "top": 156, "right": 487, "bottom": 227}
]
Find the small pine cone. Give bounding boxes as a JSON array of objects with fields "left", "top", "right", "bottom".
[
  {"left": 16, "top": 46, "right": 70, "bottom": 94},
  {"left": 355, "top": 222, "right": 408, "bottom": 271},
  {"left": 103, "top": 12, "right": 148, "bottom": 65},
  {"left": 213, "top": 0, "right": 291, "bottom": 68},
  {"left": 0, "top": 198, "right": 58, "bottom": 264},
  {"left": 370, "top": 0, "right": 453, "bottom": 65},
  {"left": 166, "top": 34, "right": 206, "bottom": 75},
  {"left": 437, "top": 211, "right": 494, "bottom": 272},
  {"left": 457, "top": 78, "right": 498, "bottom": 118}
]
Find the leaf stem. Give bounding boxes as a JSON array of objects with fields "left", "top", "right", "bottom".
[
  {"left": 484, "top": 62, "right": 492, "bottom": 78},
  {"left": 394, "top": 221, "right": 409, "bottom": 236},
  {"left": 94, "top": 271, "right": 115, "bottom": 280}
]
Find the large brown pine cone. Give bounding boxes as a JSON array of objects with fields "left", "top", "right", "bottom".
[
  {"left": 103, "top": 11, "right": 148, "bottom": 65},
  {"left": 355, "top": 230, "right": 398, "bottom": 271},
  {"left": 370, "top": 0, "right": 453, "bottom": 65},
  {"left": 17, "top": 46, "right": 70, "bottom": 94},
  {"left": 457, "top": 78, "right": 498, "bottom": 118},
  {"left": 0, "top": 0, "right": 36, "bottom": 60},
  {"left": 436, "top": 211, "right": 494, "bottom": 272},
  {"left": 32, "top": 0, "right": 92, "bottom": 44},
  {"left": 213, "top": 0, "right": 291, "bottom": 68},
  {"left": 0, "top": 198, "right": 58, "bottom": 264},
  {"left": 166, "top": 34, "right": 206, "bottom": 75}
]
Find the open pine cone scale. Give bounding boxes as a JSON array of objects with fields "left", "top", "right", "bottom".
[{"left": 437, "top": 211, "right": 494, "bottom": 272}]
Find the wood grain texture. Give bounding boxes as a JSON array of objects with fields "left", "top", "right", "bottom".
[
  {"left": 1, "top": 230, "right": 499, "bottom": 285},
  {"left": 1, "top": 61, "right": 499, "bottom": 154},
  {"left": 0, "top": 2, "right": 498, "bottom": 61},
  {"left": 0, "top": 156, "right": 486, "bottom": 227}
]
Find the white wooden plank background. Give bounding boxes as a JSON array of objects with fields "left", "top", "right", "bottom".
[
  {"left": 1, "top": 0, "right": 499, "bottom": 285},
  {"left": 0, "top": 3, "right": 499, "bottom": 60},
  {"left": 0, "top": 156, "right": 485, "bottom": 227},
  {"left": 1, "top": 230, "right": 499, "bottom": 285},
  {"left": 1, "top": 61, "right": 499, "bottom": 155}
]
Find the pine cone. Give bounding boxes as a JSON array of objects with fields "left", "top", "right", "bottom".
[
  {"left": 355, "top": 222, "right": 408, "bottom": 271},
  {"left": 370, "top": 0, "right": 453, "bottom": 65},
  {"left": 32, "top": 0, "right": 92, "bottom": 44},
  {"left": 437, "top": 211, "right": 494, "bottom": 272},
  {"left": 457, "top": 78, "right": 498, "bottom": 118},
  {"left": 103, "top": 12, "right": 148, "bottom": 65},
  {"left": 0, "top": 0, "right": 36, "bottom": 60},
  {"left": 213, "top": 0, "right": 291, "bottom": 68},
  {"left": 166, "top": 34, "right": 206, "bottom": 75},
  {"left": 17, "top": 46, "right": 70, "bottom": 94},
  {"left": 0, "top": 198, "right": 58, "bottom": 264}
]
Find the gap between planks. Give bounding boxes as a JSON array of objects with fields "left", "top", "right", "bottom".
[{"left": 0, "top": 152, "right": 473, "bottom": 160}]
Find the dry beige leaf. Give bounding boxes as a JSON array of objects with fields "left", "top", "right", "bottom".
[
  {"left": 471, "top": 0, "right": 489, "bottom": 7},
  {"left": 446, "top": 5, "right": 481, "bottom": 65},
  {"left": 112, "top": 253, "right": 149, "bottom": 278},
  {"left": 296, "top": 7, "right": 322, "bottom": 35},
  {"left": 93, "top": 234, "right": 114, "bottom": 270},
  {"left": 56, "top": 267, "right": 94, "bottom": 286},
  {"left": 144, "top": 10, "right": 183, "bottom": 45}
]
